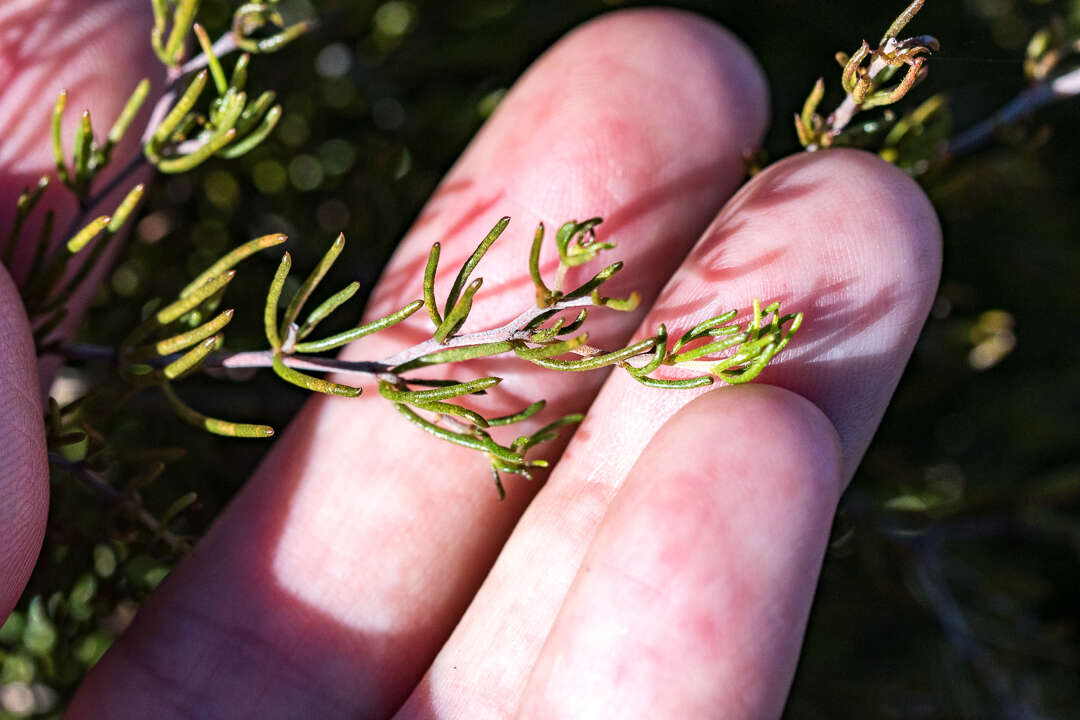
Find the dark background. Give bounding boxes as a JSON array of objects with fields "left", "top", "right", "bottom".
[{"left": 69, "top": 0, "right": 1080, "bottom": 717}]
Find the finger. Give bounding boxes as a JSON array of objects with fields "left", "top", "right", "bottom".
[
  {"left": 517, "top": 385, "right": 843, "bottom": 719},
  {"left": 0, "top": 0, "right": 157, "bottom": 617},
  {"left": 71, "top": 9, "right": 769, "bottom": 718},
  {"left": 0, "top": 267, "right": 48, "bottom": 618},
  {"left": 402, "top": 149, "right": 941, "bottom": 718}
]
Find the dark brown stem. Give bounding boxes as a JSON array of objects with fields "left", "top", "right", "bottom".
[
  {"left": 48, "top": 453, "right": 189, "bottom": 554},
  {"left": 947, "top": 65, "right": 1080, "bottom": 159}
]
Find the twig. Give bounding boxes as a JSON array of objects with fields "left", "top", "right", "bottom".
[
  {"left": 947, "top": 64, "right": 1080, "bottom": 159},
  {"left": 59, "top": 295, "right": 598, "bottom": 380},
  {"left": 48, "top": 453, "right": 189, "bottom": 554},
  {"left": 825, "top": 40, "right": 903, "bottom": 140},
  {"left": 58, "top": 34, "right": 243, "bottom": 252},
  {"left": 912, "top": 541, "right": 1034, "bottom": 719}
]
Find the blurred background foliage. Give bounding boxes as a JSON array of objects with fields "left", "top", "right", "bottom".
[{"left": 2, "top": 0, "right": 1079, "bottom": 717}]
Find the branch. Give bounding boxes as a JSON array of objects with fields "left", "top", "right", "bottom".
[
  {"left": 58, "top": 295, "right": 598, "bottom": 380},
  {"left": 947, "top": 64, "right": 1080, "bottom": 159},
  {"left": 59, "top": 34, "right": 243, "bottom": 244},
  {"left": 48, "top": 453, "right": 189, "bottom": 554}
]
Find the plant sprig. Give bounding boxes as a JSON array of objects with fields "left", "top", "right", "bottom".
[
  {"left": 65, "top": 216, "right": 802, "bottom": 498},
  {"left": 796, "top": 0, "right": 938, "bottom": 151}
]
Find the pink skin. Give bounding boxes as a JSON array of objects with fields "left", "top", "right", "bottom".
[{"left": 0, "top": 4, "right": 941, "bottom": 719}]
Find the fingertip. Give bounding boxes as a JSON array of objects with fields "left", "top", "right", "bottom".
[
  {"left": 802, "top": 148, "right": 942, "bottom": 288},
  {"left": 561, "top": 7, "right": 771, "bottom": 143},
  {"left": 656, "top": 383, "right": 845, "bottom": 502},
  {"left": 519, "top": 384, "right": 844, "bottom": 719},
  {"left": 648, "top": 147, "right": 942, "bottom": 479},
  {"left": 0, "top": 267, "right": 48, "bottom": 619}
]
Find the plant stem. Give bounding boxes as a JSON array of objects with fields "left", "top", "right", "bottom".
[
  {"left": 57, "top": 34, "right": 243, "bottom": 258},
  {"left": 817, "top": 40, "right": 900, "bottom": 148},
  {"left": 947, "top": 64, "right": 1080, "bottom": 159},
  {"left": 48, "top": 453, "right": 189, "bottom": 553},
  {"left": 57, "top": 295, "right": 598, "bottom": 380}
]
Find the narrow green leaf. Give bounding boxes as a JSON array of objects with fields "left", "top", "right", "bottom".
[
  {"left": 444, "top": 216, "right": 509, "bottom": 315},
  {"left": 239, "top": 20, "right": 313, "bottom": 54},
  {"left": 67, "top": 215, "right": 111, "bottom": 253},
  {"left": 264, "top": 252, "right": 291, "bottom": 350},
  {"left": 424, "top": 242, "right": 442, "bottom": 328},
  {"left": 883, "top": 0, "right": 925, "bottom": 43},
  {"left": 560, "top": 308, "right": 588, "bottom": 335},
  {"left": 151, "top": 0, "right": 168, "bottom": 59},
  {"left": 297, "top": 281, "right": 360, "bottom": 340},
  {"left": 393, "top": 340, "right": 514, "bottom": 372},
  {"left": 230, "top": 53, "right": 251, "bottom": 90},
  {"left": 413, "top": 400, "right": 488, "bottom": 427},
  {"left": 627, "top": 325, "right": 668, "bottom": 376},
  {"left": 716, "top": 342, "right": 777, "bottom": 384},
  {"left": 217, "top": 104, "right": 280, "bottom": 159},
  {"left": 801, "top": 77, "right": 825, "bottom": 133},
  {"left": 403, "top": 378, "right": 490, "bottom": 393},
  {"left": 631, "top": 374, "right": 714, "bottom": 389},
  {"left": 158, "top": 270, "right": 237, "bottom": 326},
  {"left": 513, "top": 332, "right": 589, "bottom": 360},
  {"left": 523, "top": 308, "right": 559, "bottom": 332},
  {"left": 590, "top": 287, "right": 639, "bottom": 312},
  {"left": 150, "top": 70, "right": 208, "bottom": 149},
  {"left": 281, "top": 233, "right": 344, "bottom": 338},
  {"left": 514, "top": 413, "right": 584, "bottom": 452},
  {"left": 104, "top": 79, "right": 150, "bottom": 161},
  {"left": 3, "top": 177, "right": 48, "bottom": 266},
  {"left": 672, "top": 310, "right": 739, "bottom": 354},
  {"left": 529, "top": 317, "right": 565, "bottom": 343},
  {"left": 37, "top": 186, "right": 144, "bottom": 315},
  {"left": 107, "top": 183, "right": 146, "bottom": 233},
  {"left": 72, "top": 110, "right": 94, "bottom": 191},
  {"left": 295, "top": 299, "right": 423, "bottom": 353},
  {"left": 163, "top": 335, "right": 219, "bottom": 379},
  {"left": 670, "top": 332, "right": 748, "bottom": 364},
  {"left": 488, "top": 399, "right": 546, "bottom": 427},
  {"left": 522, "top": 337, "right": 656, "bottom": 372},
  {"left": 193, "top": 23, "right": 227, "bottom": 94},
  {"left": 133, "top": 308, "right": 234, "bottom": 358},
  {"left": 563, "top": 261, "right": 623, "bottom": 300},
  {"left": 529, "top": 222, "right": 551, "bottom": 307},
  {"left": 391, "top": 403, "right": 522, "bottom": 463},
  {"left": 272, "top": 353, "right": 362, "bottom": 397},
  {"left": 234, "top": 90, "right": 276, "bottom": 137},
  {"left": 157, "top": 127, "right": 237, "bottom": 173},
  {"left": 554, "top": 218, "right": 606, "bottom": 267},
  {"left": 378, "top": 376, "right": 500, "bottom": 404},
  {"left": 163, "top": 0, "right": 199, "bottom": 64},
  {"left": 181, "top": 233, "right": 286, "bottom": 297},
  {"left": 162, "top": 382, "right": 275, "bottom": 437},
  {"left": 434, "top": 277, "right": 482, "bottom": 343},
  {"left": 490, "top": 467, "right": 506, "bottom": 500},
  {"left": 162, "top": 491, "right": 198, "bottom": 525},
  {"left": 52, "top": 90, "right": 69, "bottom": 184}
]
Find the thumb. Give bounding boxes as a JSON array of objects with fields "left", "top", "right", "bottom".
[{"left": 0, "top": 266, "right": 47, "bottom": 619}]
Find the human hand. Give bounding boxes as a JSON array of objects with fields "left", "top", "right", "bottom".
[{"left": 2, "top": 6, "right": 940, "bottom": 718}]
